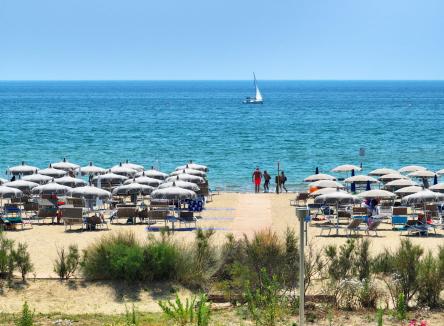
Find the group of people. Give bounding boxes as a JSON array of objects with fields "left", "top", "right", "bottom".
[{"left": 252, "top": 167, "right": 287, "bottom": 193}]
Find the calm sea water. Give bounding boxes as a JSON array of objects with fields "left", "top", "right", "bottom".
[{"left": 1, "top": 81, "right": 443, "bottom": 191}]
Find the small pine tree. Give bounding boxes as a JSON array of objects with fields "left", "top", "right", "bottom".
[
  {"left": 15, "top": 301, "right": 33, "bottom": 326},
  {"left": 12, "top": 243, "right": 33, "bottom": 282}
]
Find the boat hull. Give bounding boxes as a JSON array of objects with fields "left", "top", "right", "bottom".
[{"left": 243, "top": 99, "right": 263, "bottom": 104}]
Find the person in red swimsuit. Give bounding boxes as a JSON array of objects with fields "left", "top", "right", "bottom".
[{"left": 252, "top": 167, "right": 263, "bottom": 193}]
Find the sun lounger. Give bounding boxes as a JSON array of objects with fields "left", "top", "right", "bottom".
[
  {"left": 61, "top": 207, "right": 85, "bottom": 231},
  {"left": 290, "top": 192, "right": 309, "bottom": 206},
  {"left": 178, "top": 211, "right": 198, "bottom": 228},
  {"left": 146, "top": 210, "right": 169, "bottom": 230},
  {"left": 23, "top": 202, "right": 39, "bottom": 218},
  {"left": 110, "top": 207, "right": 139, "bottom": 224},
  {"left": 391, "top": 207, "right": 409, "bottom": 233},
  {"left": 85, "top": 214, "right": 108, "bottom": 230},
  {"left": 359, "top": 220, "right": 382, "bottom": 237}
]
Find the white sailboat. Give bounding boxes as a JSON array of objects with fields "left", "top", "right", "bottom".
[{"left": 243, "top": 73, "right": 263, "bottom": 104}]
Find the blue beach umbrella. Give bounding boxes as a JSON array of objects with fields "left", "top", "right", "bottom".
[
  {"left": 315, "top": 167, "right": 319, "bottom": 174},
  {"left": 433, "top": 174, "right": 438, "bottom": 185},
  {"left": 366, "top": 180, "right": 371, "bottom": 191},
  {"left": 351, "top": 182, "right": 356, "bottom": 193}
]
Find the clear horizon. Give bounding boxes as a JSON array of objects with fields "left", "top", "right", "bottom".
[{"left": 1, "top": 0, "right": 443, "bottom": 80}]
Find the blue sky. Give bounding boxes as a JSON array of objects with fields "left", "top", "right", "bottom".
[{"left": 1, "top": 0, "right": 443, "bottom": 80}]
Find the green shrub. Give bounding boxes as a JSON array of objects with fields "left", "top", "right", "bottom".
[
  {"left": 376, "top": 308, "right": 384, "bottom": 326},
  {"left": 15, "top": 301, "right": 33, "bottom": 326},
  {"left": 416, "top": 251, "right": 442, "bottom": 308},
  {"left": 0, "top": 233, "right": 14, "bottom": 277},
  {"left": 142, "top": 238, "right": 181, "bottom": 282},
  {"left": 395, "top": 293, "right": 407, "bottom": 321},
  {"left": 158, "top": 294, "right": 196, "bottom": 326},
  {"left": 11, "top": 243, "right": 33, "bottom": 282},
  {"left": 195, "top": 293, "right": 211, "bottom": 326},
  {"left": 54, "top": 245, "right": 80, "bottom": 280},
  {"left": 124, "top": 304, "right": 138, "bottom": 326}
]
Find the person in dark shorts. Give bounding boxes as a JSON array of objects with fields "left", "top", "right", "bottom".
[
  {"left": 280, "top": 171, "right": 288, "bottom": 192},
  {"left": 263, "top": 170, "right": 271, "bottom": 193},
  {"left": 252, "top": 167, "right": 262, "bottom": 193}
]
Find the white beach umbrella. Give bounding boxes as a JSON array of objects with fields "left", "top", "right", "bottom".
[
  {"left": 0, "top": 178, "right": 8, "bottom": 185},
  {"left": 166, "top": 174, "right": 205, "bottom": 184},
  {"left": 436, "top": 169, "right": 444, "bottom": 176},
  {"left": 309, "top": 188, "right": 347, "bottom": 197},
  {"left": 331, "top": 164, "right": 362, "bottom": 172},
  {"left": 110, "top": 163, "right": 137, "bottom": 177},
  {"left": 368, "top": 168, "right": 398, "bottom": 176},
  {"left": 158, "top": 180, "right": 200, "bottom": 192},
  {"left": 408, "top": 170, "right": 437, "bottom": 178},
  {"left": 112, "top": 182, "right": 154, "bottom": 196},
  {"left": 22, "top": 174, "right": 53, "bottom": 185},
  {"left": 314, "top": 191, "right": 359, "bottom": 205},
  {"left": 39, "top": 165, "right": 67, "bottom": 178},
  {"left": 51, "top": 158, "right": 80, "bottom": 171},
  {"left": 384, "top": 179, "right": 417, "bottom": 188},
  {"left": 71, "top": 186, "right": 111, "bottom": 200},
  {"left": 398, "top": 165, "right": 427, "bottom": 173},
  {"left": 429, "top": 183, "right": 444, "bottom": 193},
  {"left": 344, "top": 175, "right": 379, "bottom": 184},
  {"left": 170, "top": 168, "right": 207, "bottom": 178},
  {"left": 124, "top": 176, "right": 163, "bottom": 187},
  {"left": 32, "top": 182, "right": 72, "bottom": 195},
  {"left": 304, "top": 173, "right": 336, "bottom": 182},
  {"left": 395, "top": 186, "right": 424, "bottom": 195},
  {"left": 5, "top": 180, "right": 39, "bottom": 191},
  {"left": 8, "top": 161, "right": 38, "bottom": 176},
  {"left": 176, "top": 162, "right": 208, "bottom": 172},
  {"left": 78, "top": 162, "right": 106, "bottom": 176},
  {"left": 308, "top": 180, "right": 344, "bottom": 189},
  {"left": 53, "top": 176, "right": 87, "bottom": 187},
  {"left": 379, "top": 173, "right": 408, "bottom": 182},
  {"left": 151, "top": 185, "right": 197, "bottom": 200},
  {"left": 119, "top": 160, "right": 144, "bottom": 172},
  {"left": 136, "top": 169, "right": 169, "bottom": 180},
  {"left": 93, "top": 172, "right": 128, "bottom": 183},
  {"left": 0, "top": 186, "right": 23, "bottom": 199},
  {"left": 401, "top": 189, "right": 444, "bottom": 205},
  {"left": 357, "top": 189, "right": 396, "bottom": 200}
]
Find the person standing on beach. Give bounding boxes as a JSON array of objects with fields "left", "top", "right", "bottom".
[
  {"left": 263, "top": 170, "right": 271, "bottom": 193},
  {"left": 252, "top": 167, "right": 262, "bottom": 193},
  {"left": 280, "top": 171, "right": 288, "bottom": 192}
]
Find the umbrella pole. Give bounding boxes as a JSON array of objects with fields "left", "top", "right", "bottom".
[{"left": 336, "top": 203, "right": 339, "bottom": 235}]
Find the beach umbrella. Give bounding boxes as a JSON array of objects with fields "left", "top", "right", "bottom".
[
  {"left": 357, "top": 189, "right": 396, "bottom": 200},
  {"left": 176, "top": 162, "right": 208, "bottom": 172},
  {"left": 331, "top": 164, "right": 361, "bottom": 173},
  {"left": 429, "top": 183, "right": 444, "bottom": 193},
  {"left": 395, "top": 186, "right": 423, "bottom": 196},
  {"left": 344, "top": 175, "right": 379, "bottom": 184},
  {"left": 315, "top": 167, "right": 319, "bottom": 174},
  {"left": 368, "top": 168, "right": 398, "bottom": 176},
  {"left": 53, "top": 176, "right": 87, "bottom": 188},
  {"left": 384, "top": 179, "right": 417, "bottom": 190},
  {"left": 309, "top": 188, "right": 346, "bottom": 197},
  {"left": 308, "top": 180, "right": 344, "bottom": 189},
  {"left": 158, "top": 180, "right": 200, "bottom": 192},
  {"left": 78, "top": 162, "right": 106, "bottom": 176},
  {"left": 166, "top": 174, "right": 205, "bottom": 184},
  {"left": 92, "top": 172, "right": 128, "bottom": 186},
  {"left": 433, "top": 174, "right": 438, "bottom": 185},
  {"left": 436, "top": 168, "right": 444, "bottom": 176},
  {"left": 0, "top": 186, "right": 23, "bottom": 199},
  {"left": 120, "top": 160, "right": 144, "bottom": 172},
  {"left": 5, "top": 180, "right": 39, "bottom": 191},
  {"left": 71, "top": 186, "right": 111, "bottom": 200},
  {"left": 124, "top": 176, "right": 163, "bottom": 187},
  {"left": 32, "top": 182, "right": 72, "bottom": 195},
  {"left": 351, "top": 182, "right": 356, "bottom": 193},
  {"left": 401, "top": 189, "right": 444, "bottom": 205},
  {"left": 304, "top": 173, "right": 336, "bottom": 182},
  {"left": 351, "top": 169, "right": 355, "bottom": 177},
  {"left": 22, "top": 174, "right": 53, "bottom": 185},
  {"left": 39, "top": 165, "right": 67, "bottom": 178},
  {"left": 379, "top": 173, "right": 408, "bottom": 182},
  {"left": 398, "top": 165, "right": 427, "bottom": 173},
  {"left": 408, "top": 170, "right": 436, "bottom": 178},
  {"left": 366, "top": 180, "right": 371, "bottom": 191},
  {"left": 112, "top": 182, "right": 154, "bottom": 196},
  {"left": 136, "top": 169, "right": 169, "bottom": 180},
  {"left": 0, "top": 178, "right": 8, "bottom": 185},
  {"left": 150, "top": 185, "right": 197, "bottom": 200},
  {"left": 170, "top": 168, "right": 207, "bottom": 178},
  {"left": 8, "top": 162, "right": 38, "bottom": 176},
  {"left": 110, "top": 163, "right": 137, "bottom": 177},
  {"left": 51, "top": 158, "right": 80, "bottom": 171}
]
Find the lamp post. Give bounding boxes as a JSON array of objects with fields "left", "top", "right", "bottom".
[{"left": 295, "top": 207, "right": 309, "bottom": 326}]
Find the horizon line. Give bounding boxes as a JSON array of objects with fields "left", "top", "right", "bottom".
[{"left": 1, "top": 79, "right": 444, "bottom": 82}]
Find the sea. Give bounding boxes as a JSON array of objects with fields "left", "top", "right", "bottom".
[{"left": 1, "top": 80, "right": 443, "bottom": 192}]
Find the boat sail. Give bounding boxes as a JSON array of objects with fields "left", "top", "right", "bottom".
[{"left": 243, "top": 73, "right": 264, "bottom": 104}]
